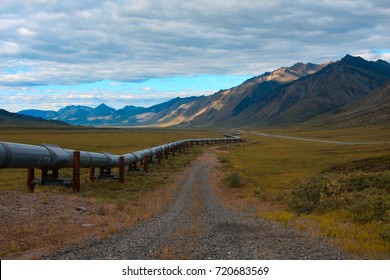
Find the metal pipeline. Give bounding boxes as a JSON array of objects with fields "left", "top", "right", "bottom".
[{"left": 0, "top": 136, "right": 241, "bottom": 170}]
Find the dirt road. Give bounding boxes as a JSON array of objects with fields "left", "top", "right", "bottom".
[
  {"left": 246, "top": 131, "right": 390, "bottom": 145},
  {"left": 46, "top": 149, "right": 345, "bottom": 259}
]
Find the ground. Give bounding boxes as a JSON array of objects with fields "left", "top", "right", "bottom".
[{"left": 0, "top": 147, "right": 346, "bottom": 260}]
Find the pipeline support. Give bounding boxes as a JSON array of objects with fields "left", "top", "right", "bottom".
[{"left": 1, "top": 135, "right": 242, "bottom": 192}]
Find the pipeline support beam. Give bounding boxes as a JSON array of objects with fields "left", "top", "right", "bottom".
[
  {"left": 119, "top": 156, "right": 125, "bottom": 183},
  {"left": 27, "top": 168, "right": 35, "bottom": 193},
  {"left": 72, "top": 150, "right": 80, "bottom": 193},
  {"left": 1, "top": 135, "right": 242, "bottom": 192}
]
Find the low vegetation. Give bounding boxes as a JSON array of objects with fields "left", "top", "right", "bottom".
[
  {"left": 0, "top": 128, "right": 218, "bottom": 258},
  {"left": 2, "top": 127, "right": 389, "bottom": 259},
  {"left": 217, "top": 127, "right": 390, "bottom": 259},
  {"left": 225, "top": 171, "right": 243, "bottom": 188}
]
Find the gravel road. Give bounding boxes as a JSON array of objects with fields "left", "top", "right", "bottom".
[
  {"left": 45, "top": 150, "right": 346, "bottom": 260},
  {"left": 246, "top": 131, "right": 390, "bottom": 145}
]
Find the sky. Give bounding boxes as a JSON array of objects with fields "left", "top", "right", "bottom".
[{"left": 0, "top": 0, "right": 389, "bottom": 112}]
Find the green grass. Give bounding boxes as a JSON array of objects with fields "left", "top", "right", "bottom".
[
  {"left": 225, "top": 136, "right": 389, "bottom": 196},
  {"left": 0, "top": 128, "right": 218, "bottom": 197},
  {"left": 218, "top": 127, "right": 390, "bottom": 259}
]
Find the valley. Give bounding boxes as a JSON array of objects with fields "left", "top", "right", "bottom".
[{"left": 0, "top": 126, "right": 389, "bottom": 259}]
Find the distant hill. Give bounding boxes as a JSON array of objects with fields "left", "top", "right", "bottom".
[
  {"left": 0, "top": 109, "right": 70, "bottom": 128},
  {"left": 17, "top": 109, "right": 57, "bottom": 119},
  {"left": 17, "top": 55, "right": 390, "bottom": 128}
]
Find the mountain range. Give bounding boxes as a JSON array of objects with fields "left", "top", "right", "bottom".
[
  {"left": 16, "top": 54, "right": 390, "bottom": 128},
  {"left": 0, "top": 109, "right": 69, "bottom": 128}
]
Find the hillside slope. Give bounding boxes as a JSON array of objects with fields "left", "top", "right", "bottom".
[
  {"left": 0, "top": 109, "right": 70, "bottom": 128},
  {"left": 311, "top": 81, "right": 390, "bottom": 127},
  {"left": 187, "top": 62, "right": 329, "bottom": 127}
]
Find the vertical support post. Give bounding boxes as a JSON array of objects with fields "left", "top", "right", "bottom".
[
  {"left": 201, "top": 140, "right": 204, "bottom": 146},
  {"left": 72, "top": 150, "right": 80, "bottom": 193},
  {"left": 164, "top": 149, "right": 169, "bottom": 159},
  {"left": 27, "top": 168, "right": 35, "bottom": 193},
  {"left": 143, "top": 155, "right": 148, "bottom": 172},
  {"left": 89, "top": 167, "right": 95, "bottom": 182},
  {"left": 157, "top": 151, "right": 161, "bottom": 164},
  {"left": 171, "top": 147, "right": 175, "bottom": 157},
  {"left": 119, "top": 156, "right": 125, "bottom": 183}
]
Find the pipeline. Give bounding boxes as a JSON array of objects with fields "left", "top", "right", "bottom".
[{"left": 0, "top": 136, "right": 241, "bottom": 192}]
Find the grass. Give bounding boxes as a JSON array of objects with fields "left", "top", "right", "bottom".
[
  {"left": 2, "top": 126, "right": 389, "bottom": 258},
  {"left": 217, "top": 126, "right": 390, "bottom": 259},
  {"left": 0, "top": 128, "right": 217, "bottom": 258},
  {"left": 0, "top": 128, "right": 219, "bottom": 194}
]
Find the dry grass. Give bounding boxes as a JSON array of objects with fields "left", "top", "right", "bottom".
[
  {"left": 0, "top": 128, "right": 215, "bottom": 259},
  {"left": 216, "top": 127, "right": 390, "bottom": 259}
]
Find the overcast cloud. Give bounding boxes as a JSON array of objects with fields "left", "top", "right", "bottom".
[{"left": 0, "top": 0, "right": 389, "bottom": 111}]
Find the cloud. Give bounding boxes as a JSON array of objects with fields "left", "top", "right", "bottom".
[
  {"left": 17, "top": 27, "right": 35, "bottom": 37},
  {"left": 0, "top": 0, "right": 388, "bottom": 87},
  {"left": 0, "top": 0, "right": 389, "bottom": 113},
  {"left": 353, "top": 49, "right": 390, "bottom": 61}
]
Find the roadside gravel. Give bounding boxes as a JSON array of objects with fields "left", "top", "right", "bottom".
[{"left": 45, "top": 149, "right": 346, "bottom": 260}]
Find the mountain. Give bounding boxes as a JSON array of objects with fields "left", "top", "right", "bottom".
[
  {"left": 224, "top": 55, "right": 390, "bottom": 127},
  {"left": 312, "top": 81, "right": 390, "bottom": 127},
  {"left": 18, "top": 62, "right": 328, "bottom": 127},
  {"left": 131, "top": 96, "right": 202, "bottom": 126},
  {"left": 18, "top": 97, "right": 202, "bottom": 126},
  {"left": 82, "top": 103, "right": 117, "bottom": 125},
  {"left": 116, "top": 105, "right": 148, "bottom": 116},
  {"left": 0, "top": 109, "right": 70, "bottom": 128},
  {"left": 17, "top": 109, "right": 57, "bottom": 120},
  {"left": 55, "top": 105, "right": 93, "bottom": 124},
  {"left": 179, "top": 62, "right": 330, "bottom": 127},
  {"left": 17, "top": 55, "right": 390, "bottom": 128},
  {"left": 91, "top": 103, "right": 116, "bottom": 116}
]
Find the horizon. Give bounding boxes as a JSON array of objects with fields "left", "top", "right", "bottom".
[{"left": 1, "top": 1, "right": 389, "bottom": 112}]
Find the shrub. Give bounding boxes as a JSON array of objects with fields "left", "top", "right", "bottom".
[
  {"left": 348, "top": 194, "right": 390, "bottom": 224},
  {"left": 373, "top": 196, "right": 389, "bottom": 220},
  {"left": 346, "top": 171, "right": 390, "bottom": 192},
  {"left": 349, "top": 199, "right": 375, "bottom": 224},
  {"left": 380, "top": 224, "right": 390, "bottom": 245},
  {"left": 289, "top": 178, "right": 323, "bottom": 215},
  {"left": 253, "top": 185, "right": 267, "bottom": 200},
  {"left": 218, "top": 156, "right": 231, "bottom": 164},
  {"left": 226, "top": 172, "right": 243, "bottom": 188}
]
